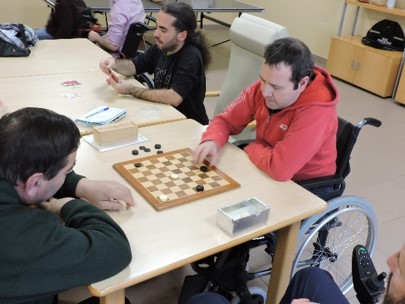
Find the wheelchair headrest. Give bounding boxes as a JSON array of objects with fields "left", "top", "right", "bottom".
[{"left": 230, "top": 13, "right": 288, "bottom": 57}]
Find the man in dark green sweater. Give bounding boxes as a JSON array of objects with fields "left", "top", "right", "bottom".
[{"left": 0, "top": 107, "right": 134, "bottom": 304}]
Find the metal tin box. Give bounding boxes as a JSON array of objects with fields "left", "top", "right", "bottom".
[{"left": 216, "top": 197, "right": 270, "bottom": 236}]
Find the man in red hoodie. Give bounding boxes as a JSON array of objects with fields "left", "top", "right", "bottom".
[{"left": 194, "top": 37, "right": 339, "bottom": 183}]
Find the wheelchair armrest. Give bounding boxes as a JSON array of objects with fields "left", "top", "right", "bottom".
[
  {"left": 295, "top": 175, "right": 344, "bottom": 190},
  {"left": 232, "top": 139, "right": 253, "bottom": 149},
  {"left": 135, "top": 73, "right": 154, "bottom": 89},
  {"left": 205, "top": 90, "right": 221, "bottom": 97},
  {"left": 145, "top": 15, "right": 157, "bottom": 30},
  {"left": 146, "top": 15, "right": 156, "bottom": 23}
]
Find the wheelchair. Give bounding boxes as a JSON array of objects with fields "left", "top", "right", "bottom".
[
  {"left": 178, "top": 117, "right": 382, "bottom": 304},
  {"left": 116, "top": 19, "right": 155, "bottom": 90}
]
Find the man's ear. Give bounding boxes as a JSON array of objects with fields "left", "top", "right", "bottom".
[
  {"left": 25, "top": 173, "right": 44, "bottom": 198},
  {"left": 298, "top": 76, "right": 310, "bottom": 93},
  {"left": 177, "top": 30, "right": 187, "bottom": 42}
]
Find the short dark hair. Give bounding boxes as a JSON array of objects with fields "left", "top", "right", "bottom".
[
  {"left": 161, "top": 2, "right": 211, "bottom": 69},
  {"left": 264, "top": 37, "right": 314, "bottom": 89},
  {"left": 0, "top": 107, "right": 80, "bottom": 184}
]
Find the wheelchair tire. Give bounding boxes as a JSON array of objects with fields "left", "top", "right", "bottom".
[
  {"left": 292, "top": 195, "right": 377, "bottom": 295},
  {"left": 230, "top": 286, "right": 266, "bottom": 304}
]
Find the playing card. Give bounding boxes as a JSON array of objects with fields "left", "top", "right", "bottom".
[
  {"left": 109, "top": 70, "right": 119, "bottom": 83},
  {"left": 61, "top": 80, "right": 81, "bottom": 87}
]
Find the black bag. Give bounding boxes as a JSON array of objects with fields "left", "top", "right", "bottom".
[
  {"left": 0, "top": 38, "right": 30, "bottom": 57},
  {"left": 361, "top": 19, "right": 405, "bottom": 51},
  {"left": 0, "top": 24, "right": 37, "bottom": 57}
]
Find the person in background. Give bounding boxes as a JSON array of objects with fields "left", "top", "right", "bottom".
[
  {"left": 186, "top": 243, "right": 405, "bottom": 303},
  {"left": 99, "top": 2, "right": 211, "bottom": 125},
  {"left": 194, "top": 37, "right": 339, "bottom": 185},
  {"left": 36, "top": 0, "right": 87, "bottom": 39},
  {"left": 0, "top": 107, "right": 134, "bottom": 303},
  {"left": 88, "top": 0, "right": 145, "bottom": 56}
]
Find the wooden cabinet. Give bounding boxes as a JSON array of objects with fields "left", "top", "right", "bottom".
[
  {"left": 328, "top": 0, "right": 405, "bottom": 98},
  {"left": 326, "top": 36, "right": 402, "bottom": 97}
]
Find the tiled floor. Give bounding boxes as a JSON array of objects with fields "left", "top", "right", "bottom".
[{"left": 60, "top": 24, "right": 405, "bottom": 303}]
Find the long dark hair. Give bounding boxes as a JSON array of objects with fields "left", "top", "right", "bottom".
[{"left": 162, "top": 2, "right": 211, "bottom": 69}]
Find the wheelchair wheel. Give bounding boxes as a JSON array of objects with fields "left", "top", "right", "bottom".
[
  {"left": 292, "top": 195, "right": 377, "bottom": 295},
  {"left": 230, "top": 286, "right": 267, "bottom": 304}
]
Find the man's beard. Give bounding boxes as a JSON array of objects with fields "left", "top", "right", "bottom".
[
  {"left": 158, "top": 40, "right": 179, "bottom": 54},
  {"left": 383, "top": 273, "right": 405, "bottom": 304}
]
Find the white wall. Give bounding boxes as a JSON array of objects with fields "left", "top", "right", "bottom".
[
  {"left": 0, "top": 0, "right": 50, "bottom": 29},
  {"left": 242, "top": 0, "right": 343, "bottom": 58},
  {"left": 2, "top": 0, "right": 405, "bottom": 59}
]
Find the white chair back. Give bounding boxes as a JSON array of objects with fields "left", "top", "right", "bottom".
[{"left": 214, "top": 14, "right": 288, "bottom": 116}]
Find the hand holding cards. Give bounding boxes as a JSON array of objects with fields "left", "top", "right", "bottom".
[{"left": 107, "top": 69, "right": 120, "bottom": 85}]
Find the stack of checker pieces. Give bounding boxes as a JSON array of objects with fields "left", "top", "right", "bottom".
[{"left": 113, "top": 148, "right": 240, "bottom": 210}]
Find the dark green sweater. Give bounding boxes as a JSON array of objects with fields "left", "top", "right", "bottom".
[{"left": 0, "top": 172, "right": 132, "bottom": 304}]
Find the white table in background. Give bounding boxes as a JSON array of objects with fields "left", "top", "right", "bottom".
[{"left": 0, "top": 39, "right": 109, "bottom": 78}]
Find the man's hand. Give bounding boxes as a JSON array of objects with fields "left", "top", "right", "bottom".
[
  {"left": 99, "top": 57, "right": 116, "bottom": 75},
  {"left": 75, "top": 179, "right": 135, "bottom": 211},
  {"left": 88, "top": 30, "right": 101, "bottom": 43},
  {"left": 106, "top": 74, "right": 134, "bottom": 95},
  {"left": 194, "top": 141, "right": 220, "bottom": 167},
  {"left": 41, "top": 197, "right": 75, "bottom": 215},
  {"left": 100, "top": 58, "right": 136, "bottom": 76}
]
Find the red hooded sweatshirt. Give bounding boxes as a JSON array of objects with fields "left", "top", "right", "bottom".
[{"left": 201, "top": 66, "right": 339, "bottom": 182}]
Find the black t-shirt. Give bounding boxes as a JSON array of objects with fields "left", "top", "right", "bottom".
[{"left": 133, "top": 44, "right": 209, "bottom": 125}]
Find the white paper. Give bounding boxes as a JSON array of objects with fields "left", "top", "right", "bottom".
[
  {"left": 76, "top": 106, "right": 127, "bottom": 126},
  {"left": 137, "top": 107, "right": 161, "bottom": 116}
]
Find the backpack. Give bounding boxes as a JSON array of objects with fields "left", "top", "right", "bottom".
[{"left": 0, "top": 23, "right": 38, "bottom": 57}]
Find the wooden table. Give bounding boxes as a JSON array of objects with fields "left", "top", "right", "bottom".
[
  {"left": 73, "top": 119, "right": 327, "bottom": 304},
  {"left": 0, "top": 70, "right": 186, "bottom": 133},
  {"left": 0, "top": 39, "right": 109, "bottom": 78}
]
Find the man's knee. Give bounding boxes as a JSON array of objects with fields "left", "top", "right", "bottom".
[
  {"left": 293, "top": 267, "right": 332, "bottom": 282},
  {"left": 281, "top": 267, "right": 348, "bottom": 304}
]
